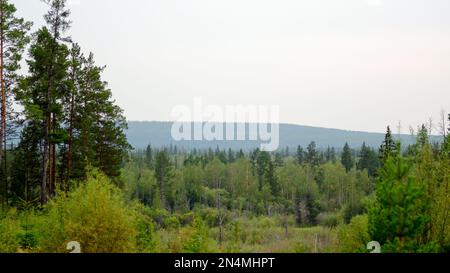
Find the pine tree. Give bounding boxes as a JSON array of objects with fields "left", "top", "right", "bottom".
[
  {"left": 155, "top": 149, "right": 173, "bottom": 209},
  {"left": 379, "top": 126, "right": 398, "bottom": 164},
  {"left": 306, "top": 141, "right": 319, "bottom": 166},
  {"left": 145, "top": 145, "right": 154, "bottom": 169},
  {"left": 255, "top": 151, "right": 270, "bottom": 191},
  {"left": 0, "top": 0, "right": 32, "bottom": 203},
  {"left": 237, "top": 149, "right": 245, "bottom": 159},
  {"left": 296, "top": 145, "right": 304, "bottom": 165},
  {"left": 266, "top": 160, "right": 279, "bottom": 198},
  {"left": 368, "top": 155, "right": 432, "bottom": 252},
  {"left": 357, "top": 142, "right": 379, "bottom": 176},
  {"left": 227, "top": 148, "right": 235, "bottom": 163},
  {"left": 417, "top": 124, "right": 429, "bottom": 147},
  {"left": 60, "top": 43, "right": 82, "bottom": 185},
  {"left": 16, "top": 0, "right": 72, "bottom": 204},
  {"left": 10, "top": 124, "right": 41, "bottom": 203},
  {"left": 274, "top": 152, "right": 284, "bottom": 167},
  {"left": 19, "top": 26, "right": 69, "bottom": 204},
  {"left": 325, "top": 146, "right": 333, "bottom": 162},
  {"left": 444, "top": 114, "right": 450, "bottom": 157},
  {"left": 16, "top": 0, "right": 130, "bottom": 203},
  {"left": 87, "top": 60, "right": 130, "bottom": 178},
  {"left": 341, "top": 143, "right": 353, "bottom": 172}
]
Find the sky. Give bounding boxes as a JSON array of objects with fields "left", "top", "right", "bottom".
[{"left": 13, "top": 0, "right": 450, "bottom": 133}]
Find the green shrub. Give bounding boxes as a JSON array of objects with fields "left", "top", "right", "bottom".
[
  {"left": 38, "top": 170, "right": 139, "bottom": 253},
  {"left": 182, "top": 217, "right": 210, "bottom": 253},
  {"left": 0, "top": 210, "right": 19, "bottom": 253},
  {"left": 134, "top": 205, "right": 159, "bottom": 253},
  {"left": 165, "top": 216, "right": 181, "bottom": 229},
  {"left": 17, "top": 230, "right": 38, "bottom": 250},
  {"left": 337, "top": 215, "right": 370, "bottom": 253},
  {"left": 179, "top": 212, "right": 195, "bottom": 226},
  {"left": 317, "top": 212, "right": 342, "bottom": 229}
]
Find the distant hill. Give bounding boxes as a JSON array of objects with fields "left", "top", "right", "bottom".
[{"left": 126, "top": 121, "right": 441, "bottom": 151}]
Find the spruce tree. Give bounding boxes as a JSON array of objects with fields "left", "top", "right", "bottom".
[
  {"left": 145, "top": 144, "right": 154, "bottom": 169},
  {"left": 341, "top": 142, "right": 353, "bottom": 172},
  {"left": 306, "top": 141, "right": 319, "bottom": 166},
  {"left": 256, "top": 151, "right": 270, "bottom": 191},
  {"left": 155, "top": 149, "right": 173, "bottom": 209},
  {"left": 379, "top": 126, "right": 398, "bottom": 164},
  {"left": 296, "top": 145, "right": 304, "bottom": 165},
  {"left": 357, "top": 142, "right": 379, "bottom": 176}
]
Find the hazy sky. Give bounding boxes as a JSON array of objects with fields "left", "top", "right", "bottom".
[{"left": 14, "top": 0, "right": 450, "bottom": 133}]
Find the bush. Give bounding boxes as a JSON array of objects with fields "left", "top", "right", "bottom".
[
  {"left": 0, "top": 210, "right": 19, "bottom": 253},
  {"left": 38, "top": 170, "right": 139, "bottom": 253},
  {"left": 17, "top": 230, "right": 38, "bottom": 250},
  {"left": 337, "top": 215, "right": 370, "bottom": 253},
  {"left": 134, "top": 205, "right": 159, "bottom": 253},
  {"left": 343, "top": 201, "right": 365, "bottom": 224},
  {"left": 182, "top": 217, "right": 210, "bottom": 253},
  {"left": 317, "top": 212, "right": 342, "bottom": 229},
  {"left": 165, "top": 216, "right": 181, "bottom": 229}
]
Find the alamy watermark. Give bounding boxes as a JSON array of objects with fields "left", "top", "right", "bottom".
[{"left": 170, "top": 97, "right": 280, "bottom": 152}]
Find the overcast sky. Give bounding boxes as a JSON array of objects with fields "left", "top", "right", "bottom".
[{"left": 13, "top": 0, "right": 450, "bottom": 133}]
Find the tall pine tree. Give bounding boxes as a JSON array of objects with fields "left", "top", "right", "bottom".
[{"left": 0, "top": 0, "right": 32, "bottom": 204}]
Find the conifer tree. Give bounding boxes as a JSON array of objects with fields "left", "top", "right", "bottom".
[
  {"left": 18, "top": 26, "right": 69, "bottom": 203},
  {"left": 145, "top": 144, "right": 154, "bottom": 169},
  {"left": 16, "top": 0, "right": 129, "bottom": 203},
  {"left": 369, "top": 155, "right": 432, "bottom": 252},
  {"left": 341, "top": 142, "right": 353, "bottom": 172},
  {"left": 155, "top": 149, "right": 173, "bottom": 209},
  {"left": 296, "top": 145, "right": 304, "bottom": 165},
  {"left": 0, "top": 0, "right": 32, "bottom": 203},
  {"left": 379, "top": 126, "right": 398, "bottom": 164},
  {"left": 357, "top": 142, "right": 379, "bottom": 176},
  {"left": 306, "top": 141, "right": 319, "bottom": 166}
]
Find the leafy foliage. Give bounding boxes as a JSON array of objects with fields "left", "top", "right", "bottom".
[{"left": 38, "top": 170, "right": 140, "bottom": 253}]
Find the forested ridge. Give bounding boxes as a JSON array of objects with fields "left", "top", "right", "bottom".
[
  {"left": 0, "top": 0, "right": 449, "bottom": 253},
  {"left": 125, "top": 121, "right": 444, "bottom": 150}
]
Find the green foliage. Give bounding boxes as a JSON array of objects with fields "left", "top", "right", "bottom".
[
  {"left": 134, "top": 205, "right": 159, "bottom": 253},
  {"left": 368, "top": 155, "right": 432, "bottom": 252},
  {"left": 182, "top": 217, "right": 210, "bottom": 253},
  {"left": 337, "top": 215, "right": 370, "bottom": 253},
  {"left": 357, "top": 142, "right": 380, "bottom": 177},
  {"left": 296, "top": 145, "right": 304, "bottom": 165},
  {"left": 379, "top": 126, "right": 398, "bottom": 163},
  {"left": 317, "top": 212, "right": 342, "bottom": 229},
  {"left": 306, "top": 142, "right": 320, "bottom": 166},
  {"left": 38, "top": 170, "right": 141, "bottom": 253},
  {"left": 341, "top": 143, "right": 354, "bottom": 172},
  {"left": 155, "top": 150, "right": 174, "bottom": 209},
  {"left": 10, "top": 0, "right": 129, "bottom": 205},
  {"left": 0, "top": 208, "right": 19, "bottom": 253}
]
